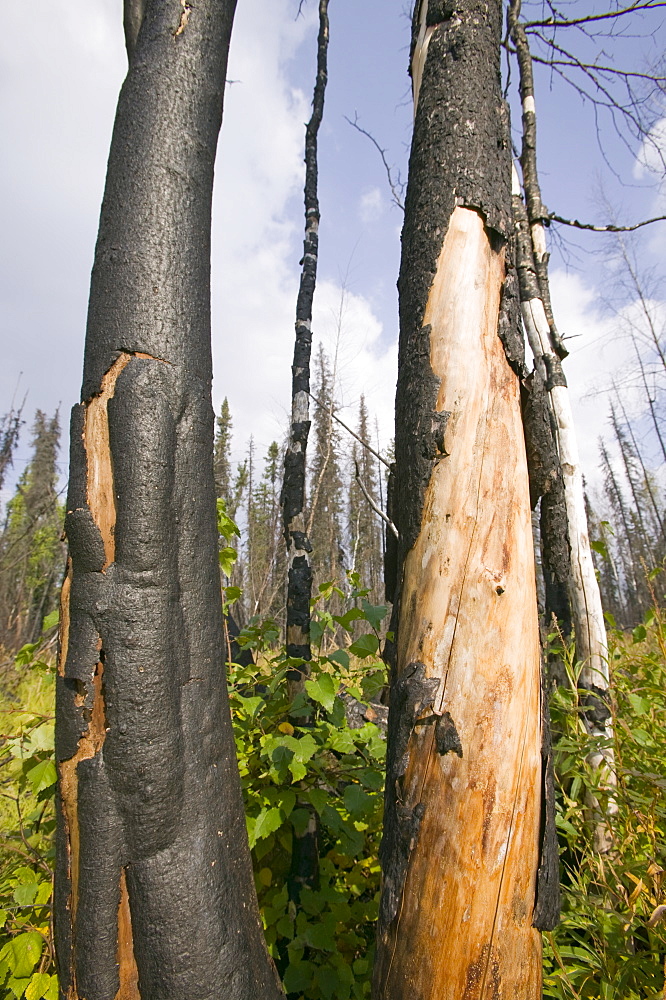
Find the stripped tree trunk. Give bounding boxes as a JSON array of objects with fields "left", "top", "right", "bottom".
[
  {"left": 509, "top": 2, "right": 608, "bottom": 694},
  {"left": 55, "top": 3, "right": 284, "bottom": 997},
  {"left": 282, "top": 0, "right": 329, "bottom": 670},
  {"left": 509, "top": 0, "right": 615, "bottom": 852},
  {"left": 373, "top": 2, "right": 546, "bottom": 995}
]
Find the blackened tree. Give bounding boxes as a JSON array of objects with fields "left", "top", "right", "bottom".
[{"left": 55, "top": 2, "right": 283, "bottom": 996}]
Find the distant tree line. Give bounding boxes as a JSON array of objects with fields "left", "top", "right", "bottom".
[{"left": 1, "top": 311, "right": 664, "bottom": 658}]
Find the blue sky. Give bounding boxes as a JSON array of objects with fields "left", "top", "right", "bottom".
[{"left": 1, "top": 0, "right": 665, "bottom": 500}]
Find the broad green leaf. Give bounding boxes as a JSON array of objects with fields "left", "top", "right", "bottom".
[
  {"left": 306, "top": 788, "right": 328, "bottom": 815},
  {"left": 253, "top": 807, "right": 283, "bottom": 845},
  {"left": 283, "top": 959, "right": 316, "bottom": 994},
  {"left": 305, "top": 674, "right": 337, "bottom": 713},
  {"left": 344, "top": 784, "right": 373, "bottom": 816},
  {"left": 219, "top": 546, "right": 237, "bottom": 577},
  {"left": 42, "top": 611, "right": 59, "bottom": 632},
  {"left": 13, "top": 881, "right": 39, "bottom": 906},
  {"left": 361, "top": 599, "right": 388, "bottom": 630},
  {"left": 348, "top": 633, "right": 379, "bottom": 658},
  {"left": 26, "top": 760, "right": 57, "bottom": 795},
  {"left": 27, "top": 724, "right": 54, "bottom": 753},
  {"left": 44, "top": 977, "right": 59, "bottom": 1000},
  {"left": 2, "top": 931, "right": 44, "bottom": 978},
  {"left": 627, "top": 692, "right": 650, "bottom": 716},
  {"left": 632, "top": 624, "right": 647, "bottom": 643},
  {"left": 25, "top": 973, "right": 52, "bottom": 1000},
  {"left": 332, "top": 608, "right": 365, "bottom": 632},
  {"left": 327, "top": 649, "right": 349, "bottom": 669}
]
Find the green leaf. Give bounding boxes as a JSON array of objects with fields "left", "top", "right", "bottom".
[
  {"left": 2, "top": 932, "right": 44, "bottom": 978},
  {"left": 42, "top": 611, "right": 59, "bottom": 632},
  {"left": 348, "top": 633, "right": 379, "bottom": 659},
  {"left": 252, "top": 807, "right": 283, "bottom": 846},
  {"left": 43, "top": 978, "right": 58, "bottom": 1000},
  {"left": 329, "top": 729, "right": 356, "bottom": 754},
  {"left": 288, "top": 760, "right": 307, "bottom": 782},
  {"left": 13, "top": 881, "right": 39, "bottom": 906},
  {"left": 223, "top": 585, "right": 242, "bottom": 605},
  {"left": 219, "top": 546, "right": 238, "bottom": 577},
  {"left": 632, "top": 624, "right": 647, "bottom": 643},
  {"left": 290, "top": 808, "right": 312, "bottom": 836},
  {"left": 305, "top": 673, "right": 337, "bottom": 713},
  {"left": 344, "top": 784, "right": 373, "bottom": 816},
  {"left": 25, "top": 973, "right": 52, "bottom": 1000},
  {"left": 332, "top": 608, "right": 365, "bottom": 632},
  {"left": 361, "top": 599, "right": 388, "bottom": 630},
  {"left": 327, "top": 649, "right": 349, "bottom": 669},
  {"left": 15, "top": 644, "right": 38, "bottom": 668},
  {"left": 283, "top": 959, "right": 316, "bottom": 994},
  {"left": 26, "top": 760, "right": 57, "bottom": 795},
  {"left": 590, "top": 539, "right": 608, "bottom": 559},
  {"left": 216, "top": 498, "right": 241, "bottom": 541},
  {"left": 627, "top": 692, "right": 650, "bottom": 716},
  {"left": 306, "top": 788, "right": 328, "bottom": 815}
]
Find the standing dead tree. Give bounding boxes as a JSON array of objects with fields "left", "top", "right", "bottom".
[
  {"left": 55, "top": 2, "right": 283, "bottom": 997},
  {"left": 373, "top": 1, "right": 551, "bottom": 995},
  {"left": 282, "top": 0, "right": 330, "bottom": 670}
]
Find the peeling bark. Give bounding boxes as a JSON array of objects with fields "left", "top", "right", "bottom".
[
  {"left": 374, "top": 4, "right": 543, "bottom": 994},
  {"left": 55, "top": 3, "right": 283, "bottom": 997}
]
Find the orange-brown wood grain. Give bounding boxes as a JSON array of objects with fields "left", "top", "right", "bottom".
[{"left": 375, "top": 208, "right": 542, "bottom": 999}]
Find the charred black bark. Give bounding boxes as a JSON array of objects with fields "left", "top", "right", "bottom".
[
  {"left": 532, "top": 673, "right": 561, "bottom": 931},
  {"left": 56, "top": 3, "right": 283, "bottom": 998},
  {"left": 281, "top": 0, "right": 329, "bottom": 665},
  {"left": 379, "top": 0, "right": 516, "bottom": 950},
  {"left": 392, "top": 0, "right": 511, "bottom": 570},
  {"left": 508, "top": 0, "right": 567, "bottom": 360}
]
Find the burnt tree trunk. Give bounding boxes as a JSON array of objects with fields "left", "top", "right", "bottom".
[
  {"left": 374, "top": 1, "right": 545, "bottom": 996},
  {"left": 281, "top": 0, "right": 329, "bottom": 671},
  {"left": 55, "top": 3, "right": 283, "bottom": 998}
]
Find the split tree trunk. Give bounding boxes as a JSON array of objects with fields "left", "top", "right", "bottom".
[
  {"left": 374, "top": 2, "right": 544, "bottom": 996},
  {"left": 55, "top": 3, "right": 283, "bottom": 998}
]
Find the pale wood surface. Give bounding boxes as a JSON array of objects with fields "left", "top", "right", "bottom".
[{"left": 378, "top": 208, "right": 542, "bottom": 998}]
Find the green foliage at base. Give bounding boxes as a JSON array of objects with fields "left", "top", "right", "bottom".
[
  {"left": 544, "top": 605, "right": 666, "bottom": 999},
  {"left": 0, "top": 635, "right": 57, "bottom": 1000},
  {"left": 229, "top": 577, "right": 388, "bottom": 999},
  {"left": 1, "top": 594, "right": 666, "bottom": 998}
]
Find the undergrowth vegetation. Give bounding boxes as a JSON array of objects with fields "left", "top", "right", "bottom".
[{"left": 1, "top": 594, "right": 665, "bottom": 999}]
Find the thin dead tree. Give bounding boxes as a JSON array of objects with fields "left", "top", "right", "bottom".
[
  {"left": 55, "top": 2, "right": 283, "bottom": 996},
  {"left": 373, "top": 1, "right": 551, "bottom": 995},
  {"left": 509, "top": 0, "right": 616, "bottom": 853},
  {"left": 281, "top": 0, "right": 330, "bottom": 670}
]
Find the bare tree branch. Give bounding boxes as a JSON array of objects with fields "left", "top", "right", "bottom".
[
  {"left": 524, "top": 2, "right": 666, "bottom": 30},
  {"left": 354, "top": 460, "right": 398, "bottom": 539},
  {"left": 548, "top": 212, "right": 666, "bottom": 232},
  {"left": 344, "top": 114, "right": 406, "bottom": 211},
  {"left": 307, "top": 391, "right": 391, "bottom": 469}
]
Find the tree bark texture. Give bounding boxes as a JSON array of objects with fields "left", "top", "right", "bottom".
[
  {"left": 282, "top": 0, "right": 329, "bottom": 667},
  {"left": 55, "top": 4, "right": 283, "bottom": 998},
  {"left": 374, "top": 2, "right": 544, "bottom": 997}
]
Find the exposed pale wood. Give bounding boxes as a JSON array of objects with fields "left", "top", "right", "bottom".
[
  {"left": 115, "top": 870, "right": 140, "bottom": 1000},
  {"left": 377, "top": 208, "right": 542, "bottom": 998},
  {"left": 83, "top": 352, "right": 132, "bottom": 567},
  {"left": 59, "top": 660, "right": 108, "bottom": 1000},
  {"left": 411, "top": 0, "right": 436, "bottom": 112}
]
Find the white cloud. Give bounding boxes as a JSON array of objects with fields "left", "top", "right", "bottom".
[
  {"left": 549, "top": 269, "right": 665, "bottom": 489},
  {"left": 359, "top": 187, "right": 384, "bottom": 224}
]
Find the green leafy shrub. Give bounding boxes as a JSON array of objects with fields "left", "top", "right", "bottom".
[
  {"left": 0, "top": 627, "right": 58, "bottom": 1000},
  {"left": 3, "top": 584, "right": 666, "bottom": 999},
  {"left": 229, "top": 577, "right": 389, "bottom": 999},
  {"left": 544, "top": 606, "right": 666, "bottom": 999}
]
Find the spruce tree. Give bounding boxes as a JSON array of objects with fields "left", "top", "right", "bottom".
[
  {"left": 214, "top": 396, "right": 233, "bottom": 501},
  {"left": 0, "top": 409, "right": 64, "bottom": 648}
]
